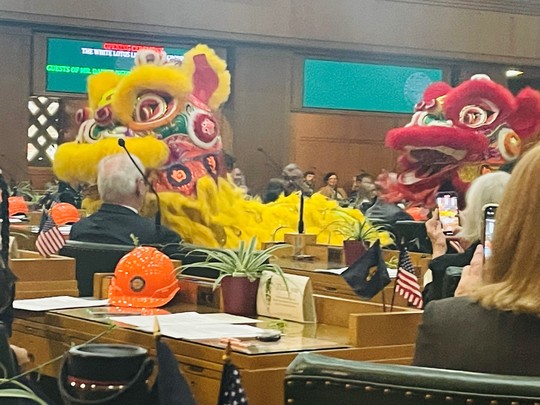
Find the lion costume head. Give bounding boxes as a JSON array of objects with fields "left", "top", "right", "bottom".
[{"left": 383, "top": 74, "right": 540, "bottom": 206}]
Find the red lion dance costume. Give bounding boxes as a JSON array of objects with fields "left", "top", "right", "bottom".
[{"left": 383, "top": 74, "right": 540, "bottom": 207}]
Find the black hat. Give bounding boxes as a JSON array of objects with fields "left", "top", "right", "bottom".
[{"left": 58, "top": 344, "right": 154, "bottom": 404}]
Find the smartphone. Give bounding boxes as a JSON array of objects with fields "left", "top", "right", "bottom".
[
  {"left": 436, "top": 192, "right": 460, "bottom": 235},
  {"left": 482, "top": 204, "right": 498, "bottom": 261}
]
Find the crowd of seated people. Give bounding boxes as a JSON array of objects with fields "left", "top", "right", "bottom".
[{"left": 317, "top": 172, "right": 348, "bottom": 204}]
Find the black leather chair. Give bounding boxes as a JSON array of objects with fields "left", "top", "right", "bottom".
[
  {"left": 393, "top": 220, "right": 433, "bottom": 253},
  {"left": 59, "top": 241, "right": 135, "bottom": 297},
  {"left": 285, "top": 353, "right": 540, "bottom": 405}
]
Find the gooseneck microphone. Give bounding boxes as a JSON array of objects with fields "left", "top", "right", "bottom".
[
  {"left": 256, "top": 147, "right": 282, "bottom": 173},
  {"left": 117, "top": 138, "right": 162, "bottom": 240}
]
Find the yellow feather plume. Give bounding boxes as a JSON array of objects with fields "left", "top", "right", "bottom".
[
  {"left": 156, "top": 176, "right": 392, "bottom": 249},
  {"left": 87, "top": 71, "right": 123, "bottom": 111}
]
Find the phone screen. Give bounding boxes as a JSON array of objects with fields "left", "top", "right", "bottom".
[
  {"left": 436, "top": 193, "right": 460, "bottom": 235},
  {"left": 483, "top": 205, "right": 497, "bottom": 260}
]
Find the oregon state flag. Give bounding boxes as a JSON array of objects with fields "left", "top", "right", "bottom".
[{"left": 341, "top": 240, "right": 390, "bottom": 299}]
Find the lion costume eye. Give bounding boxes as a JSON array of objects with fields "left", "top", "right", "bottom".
[
  {"left": 134, "top": 93, "right": 169, "bottom": 123},
  {"left": 459, "top": 104, "right": 498, "bottom": 128},
  {"left": 498, "top": 128, "right": 521, "bottom": 162},
  {"left": 76, "top": 119, "right": 102, "bottom": 143}
]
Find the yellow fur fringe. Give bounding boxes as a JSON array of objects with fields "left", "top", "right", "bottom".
[
  {"left": 53, "top": 137, "right": 169, "bottom": 184},
  {"left": 111, "top": 64, "right": 192, "bottom": 125}
]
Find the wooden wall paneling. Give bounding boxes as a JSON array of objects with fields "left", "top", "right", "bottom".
[
  {"left": 229, "top": 48, "right": 293, "bottom": 196},
  {"left": 291, "top": 112, "right": 406, "bottom": 191},
  {"left": 0, "top": 26, "right": 31, "bottom": 184}
]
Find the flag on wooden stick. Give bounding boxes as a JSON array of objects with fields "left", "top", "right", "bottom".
[
  {"left": 218, "top": 342, "right": 249, "bottom": 405},
  {"left": 395, "top": 248, "right": 423, "bottom": 308},
  {"left": 35, "top": 213, "right": 65, "bottom": 257},
  {"left": 153, "top": 317, "right": 197, "bottom": 405}
]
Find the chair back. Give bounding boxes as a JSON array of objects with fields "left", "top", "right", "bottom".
[
  {"left": 59, "top": 241, "right": 135, "bottom": 297},
  {"left": 394, "top": 220, "right": 432, "bottom": 253},
  {"left": 285, "top": 353, "right": 540, "bottom": 405}
]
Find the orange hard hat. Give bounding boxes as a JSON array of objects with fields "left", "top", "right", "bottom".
[
  {"left": 8, "top": 196, "right": 28, "bottom": 217},
  {"left": 50, "top": 202, "right": 80, "bottom": 225},
  {"left": 109, "top": 246, "right": 180, "bottom": 308}
]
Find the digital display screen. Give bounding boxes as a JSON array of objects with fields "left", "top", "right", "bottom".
[
  {"left": 484, "top": 218, "right": 496, "bottom": 260},
  {"left": 46, "top": 37, "right": 188, "bottom": 93},
  {"left": 303, "top": 59, "right": 443, "bottom": 113},
  {"left": 437, "top": 193, "right": 460, "bottom": 235}
]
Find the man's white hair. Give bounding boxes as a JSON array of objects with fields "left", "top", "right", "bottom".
[{"left": 97, "top": 153, "right": 144, "bottom": 203}]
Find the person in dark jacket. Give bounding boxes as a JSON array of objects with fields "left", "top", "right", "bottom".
[
  {"left": 414, "top": 144, "right": 540, "bottom": 375},
  {"left": 70, "top": 154, "right": 181, "bottom": 246}
]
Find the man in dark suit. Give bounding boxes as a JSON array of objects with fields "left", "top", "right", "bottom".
[{"left": 70, "top": 154, "right": 181, "bottom": 246}]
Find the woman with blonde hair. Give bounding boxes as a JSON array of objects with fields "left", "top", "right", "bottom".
[{"left": 414, "top": 144, "right": 540, "bottom": 376}]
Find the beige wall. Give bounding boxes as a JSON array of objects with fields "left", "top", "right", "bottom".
[
  {"left": 1, "top": 0, "right": 539, "bottom": 64},
  {"left": 0, "top": 1, "right": 538, "bottom": 191}
]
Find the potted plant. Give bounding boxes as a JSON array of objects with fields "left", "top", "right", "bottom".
[
  {"left": 178, "top": 237, "right": 289, "bottom": 316},
  {"left": 330, "top": 210, "right": 391, "bottom": 265}
]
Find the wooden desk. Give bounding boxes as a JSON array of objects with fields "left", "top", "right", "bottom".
[
  {"left": 10, "top": 224, "right": 38, "bottom": 251},
  {"left": 12, "top": 296, "right": 421, "bottom": 405},
  {"left": 277, "top": 258, "right": 423, "bottom": 307}
]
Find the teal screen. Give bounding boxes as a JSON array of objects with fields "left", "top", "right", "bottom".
[
  {"left": 303, "top": 59, "right": 443, "bottom": 113},
  {"left": 46, "top": 38, "right": 187, "bottom": 93}
]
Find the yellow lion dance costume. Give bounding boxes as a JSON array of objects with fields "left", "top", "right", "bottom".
[{"left": 53, "top": 45, "right": 391, "bottom": 248}]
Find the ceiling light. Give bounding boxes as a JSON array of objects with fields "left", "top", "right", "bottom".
[{"left": 505, "top": 69, "right": 524, "bottom": 78}]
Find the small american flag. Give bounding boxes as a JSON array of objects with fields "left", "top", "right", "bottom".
[
  {"left": 35, "top": 214, "right": 65, "bottom": 257},
  {"left": 218, "top": 362, "right": 249, "bottom": 405},
  {"left": 395, "top": 248, "right": 423, "bottom": 308}
]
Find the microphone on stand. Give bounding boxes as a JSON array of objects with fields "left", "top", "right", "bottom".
[
  {"left": 117, "top": 138, "right": 162, "bottom": 240},
  {"left": 297, "top": 191, "right": 305, "bottom": 234},
  {"left": 256, "top": 147, "right": 282, "bottom": 173}
]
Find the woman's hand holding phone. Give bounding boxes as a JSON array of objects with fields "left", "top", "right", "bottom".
[
  {"left": 455, "top": 244, "right": 484, "bottom": 297},
  {"left": 425, "top": 209, "right": 448, "bottom": 258}
]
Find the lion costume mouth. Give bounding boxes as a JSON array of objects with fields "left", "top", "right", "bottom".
[
  {"left": 399, "top": 146, "right": 466, "bottom": 186},
  {"left": 387, "top": 125, "right": 488, "bottom": 187}
]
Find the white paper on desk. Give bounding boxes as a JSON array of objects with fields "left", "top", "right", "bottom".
[
  {"left": 14, "top": 296, "right": 109, "bottom": 311},
  {"left": 313, "top": 267, "right": 398, "bottom": 278},
  {"left": 110, "top": 312, "right": 205, "bottom": 328},
  {"left": 154, "top": 323, "right": 264, "bottom": 340},
  {"left": 198, "top": 313, "right": 261, "bottom": 324},
  {"left": 311, "top": 267, "right": 348, "bottom": 275},
  {"left": 110, "top": 312, "right": 261, "bottom": 328}
]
